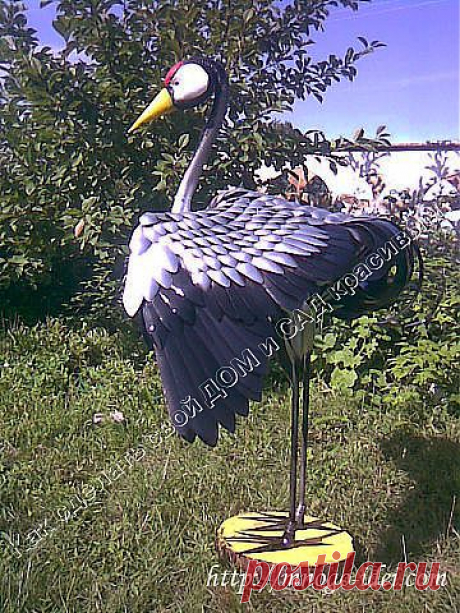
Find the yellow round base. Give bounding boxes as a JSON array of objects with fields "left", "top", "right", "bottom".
[{"left": 216, "top": 511, "right": 354, "bottom": 568}]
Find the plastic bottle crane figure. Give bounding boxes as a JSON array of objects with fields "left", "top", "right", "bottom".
[{"left": 123, "top": 57, "right": 420, "bottom": 551}]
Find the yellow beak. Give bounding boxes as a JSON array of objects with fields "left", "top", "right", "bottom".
[{"left": 128, "top": 88, "right": 174, "bottom": 133}]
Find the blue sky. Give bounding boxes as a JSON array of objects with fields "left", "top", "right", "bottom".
[{"left": 24, "top": 0, "right": 459, "bottom": 143}]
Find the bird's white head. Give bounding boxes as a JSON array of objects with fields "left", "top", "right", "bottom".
[{"left": 128, "top": 57, "right": 218, "bottom": 133}]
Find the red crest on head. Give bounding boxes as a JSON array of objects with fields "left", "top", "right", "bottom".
[{"left": 164, "top": 61, "right": 184, "bottom": 86}]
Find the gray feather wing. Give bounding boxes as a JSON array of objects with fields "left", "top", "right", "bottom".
[
  {"left": 123, "top": 190, "right": 359, "bottom": 316},
  {"left": 123, "top": 189, "right": 404, "bottom": 445}
]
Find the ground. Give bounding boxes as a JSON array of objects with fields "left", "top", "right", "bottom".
[{"left": 0, "top": 319, "right": 459, "bottom": 612}]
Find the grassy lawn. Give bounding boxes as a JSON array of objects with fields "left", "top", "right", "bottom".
[{"left": 0, "top": 318, "right": 459, "bottom": 612}]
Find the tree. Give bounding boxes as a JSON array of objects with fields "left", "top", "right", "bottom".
[{"left": 0, "top": 0, "right": 386, "bottom": 321}]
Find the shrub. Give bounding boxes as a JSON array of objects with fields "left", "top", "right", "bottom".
[{"left": 315, "top": 233, "right": 459, "bottom": 415}]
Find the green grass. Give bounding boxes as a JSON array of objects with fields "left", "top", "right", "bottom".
[{"left": 0, "top": 319, "right": 459, "bottom": 612}]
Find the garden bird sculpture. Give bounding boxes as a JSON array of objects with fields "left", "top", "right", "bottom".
[{"left": 123, "top": 57, "right": 420, "bottom": 550}]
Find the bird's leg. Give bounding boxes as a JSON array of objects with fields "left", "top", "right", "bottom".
[
  {"left": 296, "top": 352, "right": 311, "bottom": 528},
  {"left": 281, "top": 358, "right": 300, "bottom": 548}
]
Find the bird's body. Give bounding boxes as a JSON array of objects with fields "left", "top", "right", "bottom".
[
  {"left": 123, "top": 56, "right": 420, "bottom": 547},
  {"left": 124, "top": 186, "right": 415, "bottom": 446}
]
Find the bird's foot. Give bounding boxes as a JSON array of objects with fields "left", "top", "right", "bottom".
[{"left": 281, "top": 519, "right": 297, "bottom": 548}]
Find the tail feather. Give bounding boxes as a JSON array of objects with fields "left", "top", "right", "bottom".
[{"left": 332, "top": 218, "right": 422, "bottom": 320}]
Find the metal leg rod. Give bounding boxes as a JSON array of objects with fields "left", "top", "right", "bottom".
[
  {"left": 281, "top": 358, "right": 300, "bottom": 547},
  {"left": 296, "top": 352, "right": 311, "bottom": 527}
]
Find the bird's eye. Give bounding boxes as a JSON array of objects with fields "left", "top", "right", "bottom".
[{"left": 173, "top": 80, "right": 180, "bottom": 86}]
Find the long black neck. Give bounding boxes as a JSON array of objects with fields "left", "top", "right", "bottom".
[{"left": 172, "top": 63, "right": 229, "bottom": 213}]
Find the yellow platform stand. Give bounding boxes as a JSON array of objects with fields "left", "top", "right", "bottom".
[{"left": 216, "top": 511, "right": 354, "bottom": 569}]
